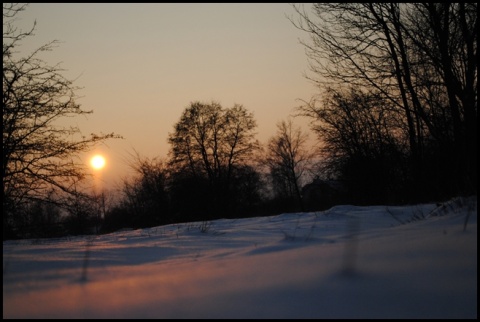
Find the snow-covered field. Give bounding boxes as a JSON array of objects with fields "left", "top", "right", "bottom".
[{"left": 3, "top": 196, "right": 477, "bottom": 318}]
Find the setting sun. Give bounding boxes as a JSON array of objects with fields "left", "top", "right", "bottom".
[{"left": 90, "top": 155, "right": 106, "bottom": 170}]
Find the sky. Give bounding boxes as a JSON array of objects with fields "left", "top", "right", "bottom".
[
  {"left": 3, "top": 196, "right": 477, "bottom": 318},
  {"left": 12, "top": 3, "right": 317, "bottom": 192}
]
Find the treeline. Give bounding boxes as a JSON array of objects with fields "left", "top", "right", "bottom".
[
  {"left": 101, "top": 103, "right": 318, "bottom": 233},
  {"left": 3, "top": 4, "right": 477, "bottom": 239},
  {"left": 7, "top": 101, "right": 320, "bottom": 238}
]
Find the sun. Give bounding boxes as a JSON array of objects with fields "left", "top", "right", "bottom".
[{"left": 90, "top": 155, "right": 106, "bottom": 170}]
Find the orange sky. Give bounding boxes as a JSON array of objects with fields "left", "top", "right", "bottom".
[{"left": 14, "top": 3, "right": 317, "bottom": 192}]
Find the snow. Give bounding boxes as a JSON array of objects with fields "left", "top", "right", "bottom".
[{"left": 3, "top": 196, "right": 477, "bottom": 318}]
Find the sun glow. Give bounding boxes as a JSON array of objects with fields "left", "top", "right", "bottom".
[{"left": 90, "top": 155, "right": 106, "bottom": 170}]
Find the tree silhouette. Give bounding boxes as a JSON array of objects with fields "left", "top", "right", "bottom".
[
  {"left": 290, "top": 3, "right": 477, "bottom": 201},
  {"left": 119, "top": 152, "right": 170, "bottom": 228},
  {"left": 3, "top": 4, "right": 121, "bottom": 239},
  {"left": 263, "top": 118, "right": 316, "bottom": 211},
  {"left": 168, "top": 101, "right": 260, "bottom": 219}
]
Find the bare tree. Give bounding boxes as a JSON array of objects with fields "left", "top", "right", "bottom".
[
  {"left": 168, "top": 100, "right": 260, "bottom": 218},
  {"left": 408, "top": 3, "right": 478, "bottom": 193},
  {"left": 118, "top": 151, "right": 170, "bottom": 228},
  {"left": 3, "top": 4, "right": 121, "bottom": 238},
  {"left": 290, "top": 3, "right": 477, "bottom": 199},
  {"left": 304, "top": 88, "right": 407, "bottom": 203},
  {"left": 264, "top": 118, "right": 316, "bottom": 211}
]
